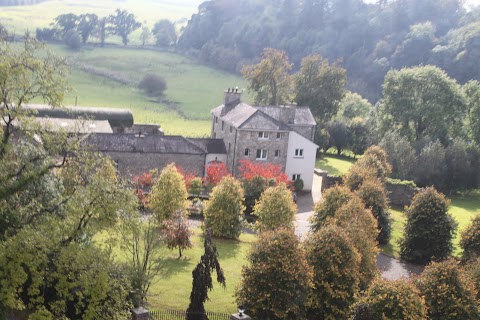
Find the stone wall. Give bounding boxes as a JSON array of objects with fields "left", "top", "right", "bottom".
[
  {"left": 104, "top": 151, "right": 206, "bottom": 178},
  {"left": 319, "top": 171, "right": 418, "bottom": 207}
]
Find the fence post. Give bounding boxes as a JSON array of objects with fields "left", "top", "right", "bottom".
[
  {"left": 132, "top": 307, "right": 149, "bottom": 320},
  {"left": 230, "top": 313, "right": 251, "bottom": 320}
]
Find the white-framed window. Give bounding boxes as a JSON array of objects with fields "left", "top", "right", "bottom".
[
  {"left": 256, "top": 149, "right": 268, "bottom": 160},
  {"left": 276, "top": 132, "right": 282, "bottom": 139},
  {"left": 274, "top": 150, "right": 280, "bottom": 158},
  {"left": 292, "top": 174, "right": 301, "bottom": 181},
  {"left": 244, "top": 148, "right": 250, "bottom": 156},
  {"left": 258, "top": 131, "right": 269, "bottom": 139},
  {"left": 294, "top": 149, "right": 304, "bottom": 157}
]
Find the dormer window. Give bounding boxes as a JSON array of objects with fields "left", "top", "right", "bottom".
[{"left": 258, "top": 131, "right": 269, "bottom": 139}]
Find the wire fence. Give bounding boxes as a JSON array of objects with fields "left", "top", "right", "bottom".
[{"left": 149, "top": 309, "right": 231, "bottom": 320}]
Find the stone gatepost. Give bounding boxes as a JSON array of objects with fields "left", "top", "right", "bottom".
[
  {"left": 230, "top": 313, "right": 251, "bottom": 320},
  {"left": 131, "top": 307, "right": 149, "bottom": 320}
]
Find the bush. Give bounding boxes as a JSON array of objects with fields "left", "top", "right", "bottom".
[
  {"left": 36, "top": 27, "right": 56, "bottom": 41},
  {"left": 310, "top": 185, "right": 355, "bottom": 232},
  {"left": 400, "top": 187, "right": 456, "bottom": 264},
  {"left": 415, "top": 140, "right": 446, "bottom": 189},
  {"left": 343, "top": 165, "right": 376, "bottom": 191},
  {"left": 463, "top": 257, "right": 480, "bottom": 300},
  {"left": 353, "top": 278, "right": 427, "bottom": 320},
  {"left": 148, "top": 163, "right": 188, "bottom": 222},
  {"left": 252, "top": 183, "right": 296, "bottom": 233},
  {"left": 415, "top": 259, "right": 480, "bottom": 320},
  {"left": 460, "top": 213, "right": 480, "bottom": 261},
  {"left": 242, "top": 176, "right": 274, "bottom": 214},
  {"left": 236, "top": 228, "right": 312, "bottom": 319},
  {"left": 305, "top": 225, "right": 361, "bottom": 319},
  {"left": 138, "top": 73, "right": 167, "bottom": 97},
  {"left": 380, "top": 132, "right": 416, "bottom": 180},
  {"left": 204, "top": 176, "right": 245, "bottom": 239},
  {"left": 64, "top": 30, "right": 82, "bottom": 50},
  {"left": 293, "top": 178, "right": 304, "bottom": 191},
  {"left": 355, "top": 145, "right": 392, "bottom": 181},
  {"left": 355, "top": 178, "right": 392, "bottom": 245}
]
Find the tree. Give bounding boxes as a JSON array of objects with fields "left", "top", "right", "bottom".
[
  {"left": 189, "top": 177, "right": 203, "bottom": 198},
  {"left": 121, "top": 215, "right": 165, "bottom": 307},
  {"left": 343, "top": 165, "right": 376, "bottom": 192},
  {"left": 305, "top": 225, "right": 361, "bottom": 319},
  {"left": 241, "top": 48, "right": 293, "bottom": 105},
  {"left": 0, "top": 23, "right": 8, "bottom": 41},
  {"left": 186, "top": 229, "right": 225, "bottom": 320},
  {"left": 161, "top": 211, "right": 193, "bottom": 258},
  {"left": 204, "top": 176, "right": 244, "bottom": 239},
  {"left": 53, "top": 13, "right": 78, "bottom": 37},
  {"left": 415, "top": 259, "right": 480, "bottom": 320},
  {"left": 400, "top": 187, "right": 457, "bottom": 264},
  {"left": 338, "top": 91, "right": 372, "bottom": 120},
  {"left": 379, "top": 132, "right": 416, "bottom": 180},
  {"left": 464, "top": 80, "right": 480, "bottom": 145},
  {"left": 415, "top": 140, "right": 447, "bottom": 188},
  {"left": 348, "top": 118, "right": 371, "bottom": 158},
  {"left": 355, "top": 146, "right": 392, "bottom": 182},
  {"left": 326, "top": 120, "right": 350, "bottom": 155},
  {"left": 148, "top": 163, "right": 188, "bottom": 222},
  {"left": 252, "top": 183, "right": 296, "bottom": 232},
  {"left": 311, "top": 185, "right": 355, "bottom": 232},
  {"left": 108, "top": 9, "right": 141, "bottom": 45},
  {"left": 460, "top": 214, "right": 480, "bottom": 261},
  {"left": 152, "top": 19, "right": 177, "bottom": 47},
  {"left": 140, "top": 26, "right": 150, "bottom": 46},
  {"left": 64, "top": 29, "right": 82, "bottom": 50},
  {"left": 295, "top": 54, "right": 346, "bottom": 123},
  {"left": 138, "top": 73, "right": 167, "bottom": 97},
  {"left": 77, "top": 13, "right": 98, "bottom": 44},
  {"left": 353, "top": 278, "right": 427, "bottom": 320},
  {"left": 378, "top": 65, "right": 467, "bottom": 144},
  {"left": 355, "top": 178, "right": 392, "bottom": 245},
  {"left": 204, "top": 162, "right": 230, "bottom": 188},
  {"left": 97, "top": 17, "right": 108, "bottom": 47},
  {"left": 236, "top": 228, "right": 312, "bottom": 319}
]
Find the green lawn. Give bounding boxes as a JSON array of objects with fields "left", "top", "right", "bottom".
[
  {"left": 382, "top": 190, "right": 480, "bottom": 258},
  {"left": 102, "top": 226, "right": 255, "bottom": 313},
  {"left": 315, "top": 154, "right": 356, "bottom": 176}
]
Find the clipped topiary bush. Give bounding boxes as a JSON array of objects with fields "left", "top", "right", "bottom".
[{"left": 310, "top": 185, "right": 355, "bottom": 232}]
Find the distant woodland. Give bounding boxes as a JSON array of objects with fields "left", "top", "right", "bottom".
[{"left": 178, "top": 0, "right": 480, "bottom": 102}]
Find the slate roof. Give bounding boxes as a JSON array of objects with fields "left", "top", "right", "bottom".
[
  {"left": 212, "top": 103, "right": 316, "bottom": 129},
  {"left": 188, "top": 138, "right": 227, "bottom": 154},
  {"left": 87, "top": 134, "right": 206, "bottom": 154}
]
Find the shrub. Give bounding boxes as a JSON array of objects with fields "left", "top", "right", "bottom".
[
  {"left": 355, "top": 145, "right": 392, "bottom": 181},
  {"left": 236, "top": 228, "right": 312, "bottom": 319},
  {"left": 252, "top": 183, "right": 296, "bottom": 233},
  {"left": 460, "top": 213, "right": 480, "bottom": 261},
  {"left": 463, "top": 257, "right": 480, "bottom": 300},
  {"left": 355, "top": 178, "right": 391, "bottom": 245},
  {"left": 415, "top": 259, "right": 480, "bottom": 320},
  {"left": 204, "top": 162, "right": 230, "bottom": 188},
  {"left": 353, "top": 278, "right": 427, "bottom": 320},
  {"left": 400, "top": 187, "right": 456, "bottom": 264},
  {"left": 415, "top": 140, "right": 446, "bottom": 189},
  {"left": 138, "top": 73, "right": 167, "bottom": 97},
  {"left": 161, "top": 211, "right": 192, "bottom": 258},
  {"left": 242, "top": 176, "right": 274, "bottom": 214},
  {"left": 64, "top": 30, "right": 82, "bottom": 50},
  {"left": 36, "top": 27, "right": 56, "bottom": 41},
  {"left": 189, "top": 177, "right": 203, "bottom": 197},
  {"left": 293, "top": 178, "right": 304, "bottom": 191},
  {"left": 343, "top": 165, "right": 376, "bottom": 191},
  {"left": 148, "top": 163, "right": 188, "bottom": 222},
  {"left": 204, "top": 176, "right": 245, "bottom": 239},
  {"left": 310, "top": 185, "right": 355, "bottom": 232},
  {"left": 305, "top": 225, "right": 361, "bottom": 319}
]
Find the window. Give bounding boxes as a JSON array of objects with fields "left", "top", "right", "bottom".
[
  {"left": 258, "top": 131, "right": 269, "bottom": 139},
  {"left": 244, "top": 148, "right": 250, "bottom": 156},
  {"left": 256, "top": 149, "right": 268, "bottom": 160},
  {"left": 215, "top": 116, "right": 218, "bottom": 123},
  {"left": 230, "top": 126, "right": 233, "bottom": 133},
  {"left": 276, "top": 132, "right": 282, "bottom": 139},
  {"left": 292, "top": 174, "right": 301, "bottom": 181},
  {"left": 294, "top": 149, "right": 304, "bottom": 157},
  {"left": 221, "top": 121, "right": 224, "bottom": 131},
  {"left": 274, "top": 150, "right": 280, "bottom": 158}
]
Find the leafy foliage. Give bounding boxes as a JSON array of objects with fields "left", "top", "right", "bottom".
[
  {"left": 353, "top": 278, "right": 427, "bottom": 320},
  {"left": 107, "top": 9, "right": 141, "bottom": 45},
  {"left": 311, "top": 185, "right": 355, "bottom": 232},
  {"left": 305, "top": 225, "right": 361, "bottom": 319},
  {"left": 252, "top": 183, "right": 296, "bottom": 233},
  {"left": 460, "top": 213, "right": 480, "bottom": 261},
  {"left": 204, "top": 176, "right": 245, "bottom": 239},
  {"left": 415, "top": 259, "right": 480, "bottom": 320},
  {"left": 152, "top": 19, "right": 177, "bottom": 47},
  {"left": 400, "top": 187, "right": 456, "bottom": 264},
  {"left": 138, "top": 73, "right": 167, "bottom": 97},
  {"left": 236, "top": 228, "right": 312, "bottom": 320},
  {"left": 161, "top": 211, "right": 193, "bottom": 258},
  {"left": 148, "top": 163, "right": 188, "bottom": 222},
  {"left": 204, "top": 162, "right": 230, "bottom": 189}
]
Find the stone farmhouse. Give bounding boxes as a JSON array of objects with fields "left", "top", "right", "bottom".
[
  {"left": 212, "top": 89, "right": 318, "bottom": 190},
  {"left": 24, "top": 91, "right": 318, "bottom": 190}
]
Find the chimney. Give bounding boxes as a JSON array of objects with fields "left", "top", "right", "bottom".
[{"left": 222, "top": 87, "right": 242, "bottom": 116}]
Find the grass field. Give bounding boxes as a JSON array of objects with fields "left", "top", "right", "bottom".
[{"left": 315, "top": 154, "right": 355, "bottom": 176}]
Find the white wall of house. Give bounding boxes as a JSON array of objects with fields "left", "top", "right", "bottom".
[{"left": 285, "top": 131, "right": 318, "bottom": 191}]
